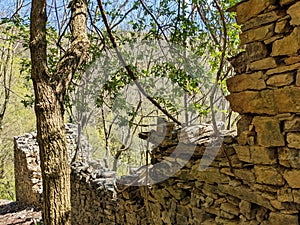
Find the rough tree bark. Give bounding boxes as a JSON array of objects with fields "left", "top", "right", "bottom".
[{"left": 29, "top": 0, "right": 89, "bottom": 224}]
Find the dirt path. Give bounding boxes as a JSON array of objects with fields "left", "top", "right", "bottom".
[{"left": 0, "top": 200, "right": 41, "bottom": 225}]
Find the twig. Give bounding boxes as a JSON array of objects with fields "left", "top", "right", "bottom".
[{"left": 97, "top": 0, "right": 181, "bottom": 126}]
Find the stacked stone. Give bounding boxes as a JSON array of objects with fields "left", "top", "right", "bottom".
[
  {"left": 14, "top": 132, "right": 42, "bottom": 207},
  {"left": 71, "top": 161, "right": 149, "bottom": 225},
  {"left": 225, "top": 0, "right": 300, "bottom": 224},
  {"left": 14, "top": 124, "right": 91, "bottom": 207}
]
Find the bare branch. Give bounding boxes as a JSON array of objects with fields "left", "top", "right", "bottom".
[{"left": 97, "top": 0, "right": 181, "bottom": 126}]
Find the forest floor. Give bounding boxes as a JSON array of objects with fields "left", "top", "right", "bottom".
[{"left": 0, "top": 199, "right": 41, "bottom": 225}]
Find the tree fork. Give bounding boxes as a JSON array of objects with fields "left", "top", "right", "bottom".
[{"left": 30, "top": 0, "right": 89, "bottom": 224}]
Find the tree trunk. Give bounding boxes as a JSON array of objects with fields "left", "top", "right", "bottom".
[
  {"left": 36, "top": 84, "right": 71, "bottom": 224},
  {"left": 30, "top": 0, "right": 89, "bottom": 224}
]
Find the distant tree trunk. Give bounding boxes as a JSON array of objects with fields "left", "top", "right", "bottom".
[{"left": 29, "top": 0, "right": 89, "bottom": 224}]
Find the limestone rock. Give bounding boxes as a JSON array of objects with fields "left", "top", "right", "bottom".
[
  {"left": 264, "top": 34, "right": 285, "bottom": 45},
  {"left": 240, "top": 24, "right": 275, "bottom": 45},
  {"left": 255, "top": 207, "right": 268, "bottom": 222},
  {"left": 277, "top": 188, "right": 293, "bottom": 202},
  {"left": 285, "top": 117, "right": 300, "bottom": 131},
  {"left": 286, "top": 132, "right": 300, "bottom": 149},
  {"left": 278, "top": 147, "right": 300, "bottom": 168},
  {"left": 271, "top": 27, "right": 300, "bottom": 56},
  {"left": 287, "top": 2, "right": 300, "bottom": 25},
  {"left": 250, "top": 146, "right": 277, "bottom": 165},
  {"left": 234, "top": 169, "right": 256, "bottom": 183},
  {"left": 275, "top": 19, "right": 290, "bottom": 33},
  {"left": 266, "top": 73, "right": 294, "bottom": 87},
  {"left": 234, "top": 146, "right": 251, "bottom": 163},
  {"left": 269, "top": 212, "right": 298, "bottom": 225},
  {"left": 237, "top": 115, "right": 253, "bottom": 136},
  {"left": 191, "top": 166, "right": 229, "bottom": 184},
  {"left": 246, "top": 42, "right": 268, "bottom": 62},
  {"left": 266, "top": 62, "right": 300, "bottom": 75},
  {"left": 250, "top": 57, "right": 277, "bottom": 71},
  {"left": 252, "top": 117, "right": 285, "bottom": 147},
  {"left": 218, "top": 184, "right": 274, "bottom": 210},
  {"left": 283, "top": 170, "right": 300, "bottom": 188},
  {"left": 242, "top": 10, "right": 286, "bottom": 31},
  {"left": 226, "top": 72, "right": 266, "bottom": 93},
  {"left": 236, "top": 0, "right": 277, "bottom": 24},
  {"left": 220, "top": 203, "right": 240, "bottom": 216},
  {"left": 226, "top": 90, "right": 276, "bottom": 115},
  {"left": 285, "top": 56, "right": 300, "bottom": 65},
  {"left": 254, "top": 166, "right": 285, "bottom": 186},
  {"left": 274, "top": 87, "right": 300, "bottom": 113},
  {"left": 229, "top": 52, "right": 248, "bottom": 74},
  {"left": 237, "top": 131, "right": 256, "bottom": 146},
  {"left": 239, "top": 200, "right": 252, "bottom": 219},
  {"left": 228, "top": 87, "right": 300, "bottom": 114}
]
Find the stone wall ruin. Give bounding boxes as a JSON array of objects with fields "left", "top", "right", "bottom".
[{"left": 14, "top": 0, "right": 300, "bottom": 224}]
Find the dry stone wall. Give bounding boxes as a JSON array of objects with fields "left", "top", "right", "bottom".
[
  {"left": 14, "top": 0, "right": 300, "bottom": 224},
  {"left": 71, "top": 0, "right": 300, "bottom": 224},
  {"left": 14, "top": 124, "right": 91, "bottom": 208}
]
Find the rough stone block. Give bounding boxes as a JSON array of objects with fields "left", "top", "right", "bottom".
[
  {"left": 246, "top": 42, "right": 268, "bottom": 62},
  {"left": 278, "top": 147, "right": 300, "bottom": 168},
  {"left": 250, "top": 146, "right": 277, "bottom": 165},
  {"left": 264, "top": 34, "right": 285, "bottom": 45},
  {"left": 234, "top": 146, "right": 251, "bottom": 163},
  {"left": 252, "top": 117, "right": 285, "bottom": 147},
  {"left": 287, "top": 132, "right": 300, "bottom": 149},
  {"left": 287, "top": 2, "right": 300, "bottom": 25},
  {"left": 220, "top": 210, "right": 236, "bottom": 219},
  {"left": 228, "top": 87, "right": 300, "bottom": 115},
  {"left": 191, "top": 166, "right": 230, "bottom": 184},
  {"left": 266, "top": 73, "right": 294, "bottom": 87},
  {"left": 239, "top": 200, "right": 252, "bottom": 219},
  {"left": 226, "top": 90, "right": 276, "bottom": 115},
  {"left": 240, "top": 24, "right": 275, "bottom": 45},
  {"left": 242, "top": 10, "right": 285, "bottom": 31},
  {"left": 285, "top": 117, "right": 300, "bottom": 131},
  {"left": 236, "top": 0, "right": 276, "bottom": 24},
  {"left": 220, "top": 203, "right": 240, "bottom": 216},
  {"left": 234, "top": 169, "right": 256, "bottom": 183},
  {"left": 271, "top": 27, "right": 300, "bottom": 56},
  {"left": 285, "top": 57, "right": 300, "bottom": 65},
  {"left": 283, "top": 170, "right": 300, "bottom": 188},
  {"left": 274, "top": 87, "right": 300, "bottom": 113},
  {"left": 269, "top": 212, "right": 298, "bottom": 225},
  {"left": 218, "top": 184, "right": 274, "bottom": 210},
  {"left": 250, "top": 57, "right": 277, "bottom": 71},
  {"left": 254, "top": 166, "right": 285, "bottom": 186},
  {"left": 237, "top": 115, "right": 253, "bottom": 136},
  {"left": 226, "top": 72, "right": 266, "bottom": 93},
  {"left": 266, "top": 62, "right": 300, "bottom": 75},
  {"left": 275, "top": 19, "right": 290, "bottom": 33},
  {"left": 255, "top": 207, "right": 268, "bottom": 223},
  {"left": 237, "top": 131, "right": 256, "bottom": 146},
  {"left": 278, "top": 188, "right": 294, "bottom": 202},
  {"left": 229, "top": 52, "right": 248, "bottom": 74}
]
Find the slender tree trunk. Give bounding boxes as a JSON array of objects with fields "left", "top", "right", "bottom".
[{"left": 30, "top": 0, "right": 89, "bottom": 224}]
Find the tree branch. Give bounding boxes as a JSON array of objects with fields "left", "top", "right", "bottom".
[
  {"left": 54, "top": 0, "right": 90, "bottom": 97},
  {"left": 97, "top": 0, "right": 181, "bottom": 126}
]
